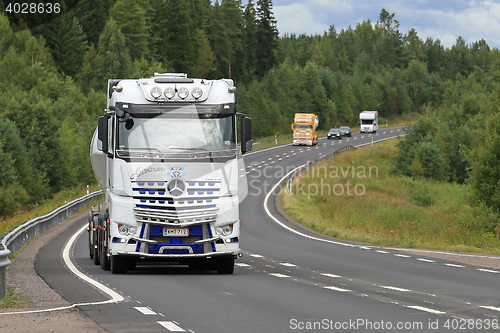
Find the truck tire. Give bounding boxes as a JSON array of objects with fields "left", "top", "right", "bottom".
[
  {"left": 92, "top": 216, "right": 100, "bottom": 265},
  {"left": 99, "top": 213, "right": 110, "bottom": 271},
  {"left": 110, "top": 255, "right": 128, "bottom": 274},
  {"left": 215, "top": 256, "right": 235, "bottom": 274}
]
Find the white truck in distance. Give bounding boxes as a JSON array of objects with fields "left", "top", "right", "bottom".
[
  {"left": 359, "top": 111, "right": 378, "bottom": 133},
  {"left": 88, "top": 73, "right": 252, "bottom": 274}
]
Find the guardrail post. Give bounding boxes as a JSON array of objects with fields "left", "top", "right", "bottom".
[{"left": 0, "top": 249, "right": 11, "bottom": 298}]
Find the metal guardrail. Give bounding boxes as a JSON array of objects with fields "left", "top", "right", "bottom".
[{"left": 0, "top": 190, "right": 103, "bottom": 298}]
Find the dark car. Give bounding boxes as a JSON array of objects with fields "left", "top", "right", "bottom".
[
  {"left": 327, "top": 128, "right": 342, "bottom": 140},
  {"left": 339, "top": 126, "right": 352, "bottom": 137}
]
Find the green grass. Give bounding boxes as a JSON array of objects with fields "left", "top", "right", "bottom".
[
  {"left": 0, "top": 287, "right": 28, "bottom": 309},
  {"left": 282, "top": 139, "right": 500, "bottom": 254},
  {"left": 0, "top": 184, "right": 102, "bottom": 235}
]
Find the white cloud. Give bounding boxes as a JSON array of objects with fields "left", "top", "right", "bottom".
[{"left": 274, "top": 3, "right": 330, "bottom": 36}]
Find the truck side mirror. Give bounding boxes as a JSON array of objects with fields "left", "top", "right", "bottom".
[
  {"left": 241, "top": 116, "right": 252, "bottom": 155},
  {"left": 98, "top": 116, "right": 109, "bottom": 153}
]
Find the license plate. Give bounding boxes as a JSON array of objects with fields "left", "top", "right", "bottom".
[{"left": 163, "top": 228, "right": 189, "bottom": 237}]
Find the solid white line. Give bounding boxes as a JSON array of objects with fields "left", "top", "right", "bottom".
[
  {"left": 158, "top": 321, "right": 185, "bottom": 331},
  {"left": 321, "top": 273, "right": 341, "bottom": 278},
  {"left": 444, "top": 264, "right": 465, "bottom": 268},
  {"left": 63, "top": 224, "right": 124, "bottom": 303},
  {"left": 405, "top": 305, "right": 445, "bottom": 315},
  {"left": 135, "top": 307, "right": 157, "bottom": 315},
  {"left": 270, "top": 273, "right": 290, "bottom": 278},
  {"left": 324, "top": 286, "right": 351, "bottom": 292},
  {"left": 381, "top": 286, "right": 411, "bottom": 292}
]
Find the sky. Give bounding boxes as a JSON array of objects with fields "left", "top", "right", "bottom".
[{"left": 271, "top": 0, "right": 500, "bottom": 49}]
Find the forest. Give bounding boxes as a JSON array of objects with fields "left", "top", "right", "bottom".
[{"left": 0, "top": 0, "right": 499, "bottom": 227}]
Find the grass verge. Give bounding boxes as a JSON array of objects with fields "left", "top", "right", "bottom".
[
  {"left": 0, "top": 184, "right": 102, "bottom": 236},
  {"left": 281, "top": 139, "right": 500, "bottom": 254}
]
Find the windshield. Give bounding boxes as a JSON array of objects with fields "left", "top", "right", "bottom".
[
  {"left": 294, "top": 124, "right": 312, "bottom": 130},
  {"left": 329, "top": 129, "right": 339, "bottom": 133},
  {"left": 117, "top": 113, "right": 235, "bottom": 153},
  {"left": 340, "top": 127, "right": 349, "bottom": 130},
  {"left": 361, "top": 119, "right": 374, "bottom": 125}
]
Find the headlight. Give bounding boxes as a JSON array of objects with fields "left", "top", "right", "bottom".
[
  {"left": 191, "top": 87, "right": 203, "bottom": 99},
  {"left": 164, "top": 87, "right": 175, "bottom": 99},
  {"left": 150, "top": 86, "right": 162, "bottom": 99},
  {"left": 118, "top": 224, "right": 137, "bottom": 237},
  {"left": 178, "top": 87, "right": 189, "bottom": 99},
  {"left": 215, "top": 224, "right": 234, "bottom": 236}
]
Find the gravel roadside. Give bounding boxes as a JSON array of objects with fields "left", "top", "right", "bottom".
[{"left": 0, "top": 210, "right": 107, "bottom": 333}]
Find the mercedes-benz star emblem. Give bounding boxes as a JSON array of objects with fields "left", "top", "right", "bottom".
[{"left": 166, "top": 178, "right": 186, "bottom": 197}]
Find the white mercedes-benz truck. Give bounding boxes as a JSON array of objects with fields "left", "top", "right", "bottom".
[
  {"left": 88, "top": 73, "right": 252, "bottom": 274},
  {"left": 359, "top": 111, "right": 378, "bottom": 133}
]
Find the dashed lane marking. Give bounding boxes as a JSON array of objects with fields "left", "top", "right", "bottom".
[
  {"left": 394, "top": 254, "right": 411, "bottom": 258},
  {"left": 444, "top": 264, "right": 465, "bottom": 268},
  {"left": 376, "top": 250, "right": 390, "bottom": 254},
  {"left": 321, "top": 273, "right": 341, "bottom": 278},
  {"left": 477, "top": 268, "right": 500, "bottom": 274},
  {"left": 135, "top": 307, "right": 157, "bottom": 315},
  {"left": 157, "top": 321, "right": 185, "bottom": 331},
  {"left": 280, "top": 263, "right": 297, "bottom": 267},
  {"left": 270, "top": 273, "right": 290, "bottom": 278},
  {"left": 417, "top": 258, "right": 436, "bottom": 263},
  {"left": 324, "top": 286, "right": 351, "bottom": 292},
  {"left": 405, "top": 305, "right": 445, "bottom": 315},
  {"left": 249, "top": 254, "right": 264, "bottom": 258},
  {"left": 481, "top": 306, "right": 500, "bottom": 312},
  {"left": 381, "top": 286, "right": 411, "bottom": 292},
  {"left": 235, "top": 263, "right": 250, "bottom": 267}
]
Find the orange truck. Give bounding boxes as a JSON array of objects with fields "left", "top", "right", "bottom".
[{"left": 291, "top": 113, "right": 319, "bottom": 146}]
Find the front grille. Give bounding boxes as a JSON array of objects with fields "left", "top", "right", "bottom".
[{"left": 132, "top": 180, "right": 221, "bottom": 225}]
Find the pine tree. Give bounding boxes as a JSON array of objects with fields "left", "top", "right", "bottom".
[
  {"left": 109, "top": 0, "right": 151, "bottom": 61},
  {"left": 242, "top": 0, "right": 258, "bottom": 79},
  {"left": 255, "top": 0, "right": 278, "bottom": 77},
  {"left": 76, "top": 0, "right": 114, "bottom": 47},
  {"left": 95, "top": 18, "right": 133, "bottom": 90}
]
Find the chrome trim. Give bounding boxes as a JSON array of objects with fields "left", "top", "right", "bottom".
[
  {"left": 116, "top": 250, "right": 237, "bottom": 258},
  {"left": 134, "top": 206, "right": 218, "bottom": 219},
  {"left": 130, "top": 236, "right": 158, "bottom": 244},
  {"left": 159, "top": 246, "right": 194, "bottom": 254},
  {"left": 138, "top": 219, "right": 214, "bottom": 227},
  {"left": 194, "top": 236, "right": 221, "bottom": 244}
]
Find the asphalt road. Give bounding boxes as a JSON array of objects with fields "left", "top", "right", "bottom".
[{"left": 37, "top": 127, "right": 500, "bottom": 332}]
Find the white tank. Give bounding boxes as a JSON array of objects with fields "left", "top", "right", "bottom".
[{"left": 90, "top": 128, "right": 107, "bottom": 190}]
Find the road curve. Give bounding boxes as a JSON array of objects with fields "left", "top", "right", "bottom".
[{"left": 37, "top": 127, "right": 500, "bottom": 332}]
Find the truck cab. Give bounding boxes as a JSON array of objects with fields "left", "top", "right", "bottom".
[
  {"left": 89, "top": 73, "right": 252, "bottom": 274},
  {"left": 292, "top": 113, "right": 319, "bottom": 145}
]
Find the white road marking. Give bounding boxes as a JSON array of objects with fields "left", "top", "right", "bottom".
[
  {"left": 481, "top": 306, "right": 500, "bottom": 312},
  {"left": 405, "top": 305, "right": 445, "bottom": 315},
  {"left": 135, "top": 307, "right": 157, "bottom": 315},
  {"left": 270, "top": 273, "right": 290, "bottom": 278},
  {"left": 477, "top": 268, "right": 500, "bottom": 274},
  {"left": 359, "top": 246, "right": 371, "bottom": 250},
  {"left": 394, "top": 254, "right": 411, "bottom": 258},
  {"left": 381, "top": 286, "right": 411, "bottom": 292},
  {"left": 235, "top": 263, "right": 250, "bottom": 267},
  {"left": 280, "top": 263, "right": 296, "bottom": 267},
  {"left": 321, "top": 273, "right": 341, "bottom": 278},
  {"left": 324, "top": 286, "right": 351, "bottom": 292},
  {"left": 249, "top": 254, "right": 264, "bottom": 258},
  {"left": 158, "top": 321, "right": 185, "bottom": 331},
  {"left": 444, "top": 264, "right": 465, "bottom": 268},
  {"left": 376, "top": 250, "right": 390, "bottom": 254},
  {"left": 417, "top": 258, "right": 436, "bottom": 263}
]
